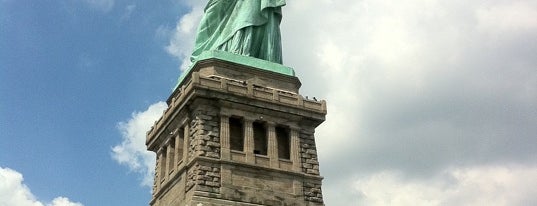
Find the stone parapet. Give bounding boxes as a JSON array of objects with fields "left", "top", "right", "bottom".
[{"left": 146, "top": 71, "right": 326, "bottom": 150}]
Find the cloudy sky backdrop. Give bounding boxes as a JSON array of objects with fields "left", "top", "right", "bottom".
[{"left": 1, "top": 0, "right": 536, "bottom": 205}]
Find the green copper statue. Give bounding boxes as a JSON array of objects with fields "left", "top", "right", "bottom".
[{"left": 191, "top": 0, "right": 285, "bottom": 64}]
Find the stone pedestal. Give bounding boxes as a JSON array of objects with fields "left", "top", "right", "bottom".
[{"left": 146, "top": 54, "right": 327, "bottom": 206}]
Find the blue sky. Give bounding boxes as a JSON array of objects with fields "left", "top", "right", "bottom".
[
  {"left": 1, "top": 1, "right": 188, "bottom": 205},
  {"left": 2, "top": 0, "right": 537, "bottom": 205}
]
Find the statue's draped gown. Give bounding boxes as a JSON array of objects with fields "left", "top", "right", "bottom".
[{"left": 191, "top": 0, "right": 285, "bottom": 64}]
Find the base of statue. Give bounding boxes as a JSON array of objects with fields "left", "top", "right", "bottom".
[
  {"left": 148, "top": 50, "right": 326, "bottom": 206},
  {"left": 169, "top": 51, "right": 302, "bottom": 104}
]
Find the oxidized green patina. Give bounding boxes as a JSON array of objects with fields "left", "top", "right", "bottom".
[
  {"left": 175, "top": 0, "right": 292, "bottom": 89},
  {"left": 175, "top": 50, "right": 295, "bottom": 88},
  {"left": 191, "top": 0, "right": 286, "bottom": 64}
]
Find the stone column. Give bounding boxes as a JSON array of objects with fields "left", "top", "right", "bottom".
[
  {"left": 157, "top": 147, "right": 166, "bottom": 187},
  {"left": 220, "top": 115, "right": 231, "bottom": 160},
  {"left": 174, "top": 129, "right": 180, "bottom": 168},
  {"left": 267, "top": 122, "right": 279, "bottom": 168},
  {"left": 244, "top": 119, "right": 255, "bottom": 164},
  {"left": 182, "top": 120, "right": 190, "bottom": 195},
  {"left": 155, "top": 150, "right": 161, "bottom": 190},
  {"left": 290, "top": 128, "right": 301, "bottom": 172},
  {"left": 166, "top": 142, "right": 174, "bottom": 177},
  {"left": 182, "top": 122, "right": 190, "bottom": 164}
]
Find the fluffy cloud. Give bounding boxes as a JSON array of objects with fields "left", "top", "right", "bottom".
[
  {"left": 47, "top": 197, "right": 84, "bottom": 206},
  {"left": 164, "top": 0, "right": 205, "bottom": 71},
  {"left": 111, "top": 102, "right": 167, "bottom": 187},
  {"left": 0, "top": 167, "right": 83, "bottom": 206},
  {"left": 281, "top": 0, "right": 537, "bottom": 204},
  {"left": 148, "top": 0, "right": 537, "bottom": 204},
  {"left": 352, "top": 165, "right": 537, "bottom": 206},
  {"left": 284, "top": 0, "right": 537, "bottom": 165}
]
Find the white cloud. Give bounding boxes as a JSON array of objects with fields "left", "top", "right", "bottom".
[
  {"left": 0, "top": 167, "right": 83, "bottom": 206},
  {"left": 477, "top": 1, "right": 537, "bottom": 32},
  {"left": 280, "top": 0, "right": 537, "bottom": 204},
  {"left": 149, "top": 0, "right": 537, "bottom": 205},
  {"left": 351, "top": 165, "right": 537, "bottom": 206},
  {"left": 47, "top": 197, "right": 83, "bottom": 206},
  {"left": 112, "top": 102, "right": 168, "bottom": 187},
  {"left": 165, "top": 0, "right": 205, "bottom": 71}
]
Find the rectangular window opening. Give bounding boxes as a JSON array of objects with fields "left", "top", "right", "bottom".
[
  {"left": 253, "top": 121, "right": 268, "bottom": 156},
  {"left": 229, "top": 117, "right": 244, "bottom": 151},
  {"left": 276, "top": 126, "right": 291, "bottom": 160}
]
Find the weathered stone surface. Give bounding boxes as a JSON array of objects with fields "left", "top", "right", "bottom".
[
  {"left": 300, "top": 132, "right": 320, "bottom": 176},
  {"left": 304, "top": 182, "right": 324, "bottom": 203},
  {"left": 147, "top": 60, "right": 326, "bottom": 206}
]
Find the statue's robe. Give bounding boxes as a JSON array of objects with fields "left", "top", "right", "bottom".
[{"left": 191, "top": 0, "right": 285, "bottom": 64}]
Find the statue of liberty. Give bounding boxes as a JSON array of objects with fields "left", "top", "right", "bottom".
[{"left": 191, "top": 0, "right": 285, "bottom": 64}]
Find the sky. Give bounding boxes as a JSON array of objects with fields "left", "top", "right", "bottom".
[{"left": 1, "top": 0, "right": 537, "bottom": 205}]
